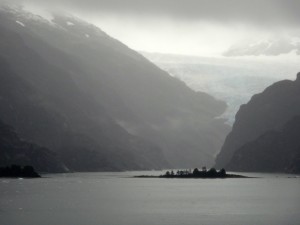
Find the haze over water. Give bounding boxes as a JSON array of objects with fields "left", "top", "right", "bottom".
[{"left": 1, "top": 172, "right": 300, "bottom": 225}]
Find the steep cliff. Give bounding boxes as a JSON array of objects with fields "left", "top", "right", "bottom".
[
  {"left": 216, "top": 72, "right": 300, "bottom": 169},
  {"left": 227, "top": 116, "right": 300, "bottom": 173}
]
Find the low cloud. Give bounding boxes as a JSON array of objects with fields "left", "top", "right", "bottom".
[
  {"left": 9, "top": 0, "right": 300, "bottom": 29},
  {"left": 2, "top": 0, "right": 299, "bottom": 56}
]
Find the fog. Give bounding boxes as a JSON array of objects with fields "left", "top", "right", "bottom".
[
  {"left": 3, "top": 0, "right": 300, "bottom": 56},
  {"left": 0, "top": 0, "right": 299, "bottom": 165},
  {"left": 1, "top": 3, "right": 300, "bottom": 224},
  {"left": 12, "top": 0, "right": 300, "bottom": 26}
]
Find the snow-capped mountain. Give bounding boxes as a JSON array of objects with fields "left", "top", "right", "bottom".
[{"left": 223, "top": 35, "right": 300, "bottom": 56}]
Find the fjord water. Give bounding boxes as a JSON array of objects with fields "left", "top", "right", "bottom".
[{"left": 1, "top": 172, "right": 300, "bottom": 225}]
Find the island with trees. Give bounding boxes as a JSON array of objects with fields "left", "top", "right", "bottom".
[{"left": 135, "top": 167, "right": 250, "bottom": 178}]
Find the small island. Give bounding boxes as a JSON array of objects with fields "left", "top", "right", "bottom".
[
  {"left": 135, "top": 167, "right": 250, "bottom": 179},
  {"left": 0, "top": 165, "right": 41, "bottom": 178}
]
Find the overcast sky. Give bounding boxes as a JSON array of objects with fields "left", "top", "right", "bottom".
[{"left": 5, "top": 0, "right": 300, "bottom": 56}]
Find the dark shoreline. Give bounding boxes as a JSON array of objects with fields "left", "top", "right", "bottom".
[{"left": 0, "top": 165, "right": 41, "bottom": 178}]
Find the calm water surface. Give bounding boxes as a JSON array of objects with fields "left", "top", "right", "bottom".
[{"left": 1, "top": 171, "right": 300, "bottom": 225}]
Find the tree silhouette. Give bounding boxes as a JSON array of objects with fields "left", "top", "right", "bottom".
[{"left": 193, "top": 168, "right": 199, "bottom": 175}]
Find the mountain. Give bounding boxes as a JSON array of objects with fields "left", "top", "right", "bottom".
[
  {"left": 0, "top": 119, "right": 66, "bottom": 172},
  {"left": 215, "top": 72, "right": 300, "bottom": 170},
  {"left": 142, "top": 52, "right": 299, "bottom": 124},
  {"left": 0, "top": 26, "right": 166, "bottom": 172},
  {"left": 227, "top": 116, "right": 300, "bottom": 173},
  {"left": 224, "top": 36, "right": 300, "bottom": 57},
  {"left": 0, "top": 4, "right": 228, "bottom": 171}
]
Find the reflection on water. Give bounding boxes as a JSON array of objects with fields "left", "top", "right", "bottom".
[{"left": 1, "top": 171, "right": 300, "bottom": 225}]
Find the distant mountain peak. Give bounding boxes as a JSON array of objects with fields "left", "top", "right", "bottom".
[
  {"left": 0, "top": 2, "right": 109, "bottom": 39},
  {"left": 223, "top": 35, "right": 300, "bottom": 57}
]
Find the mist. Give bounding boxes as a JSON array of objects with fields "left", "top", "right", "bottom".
[
  {"left": 1, "top": 1, "right": 300, "bottom": 225},
  {"left": 3, "top": 0, "right": 300, "bottom": 56}
]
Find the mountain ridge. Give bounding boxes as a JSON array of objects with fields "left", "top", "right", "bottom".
[
  {"left": 216, "top": 72, "right": 300, "bottom": 171},
  {"left": 0, "top": 4, "right": 228, "bottom": 171}
]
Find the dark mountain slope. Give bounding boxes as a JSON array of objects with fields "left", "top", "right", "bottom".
[
  {"left": 216, "top": 73, "right": 300, "bottom": 169},
  {"left": 0, "top": 23, "right": 167, "bottom": 171},
  {"left": 0, "top": 5, "right": 229, "bottom": 169},
  {"left": 227, "top": 116, "right": 300, "bottom": 173},
  {"left": 0, "top": 119, "right": 65, "bottom": 173}
]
